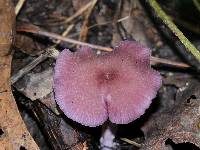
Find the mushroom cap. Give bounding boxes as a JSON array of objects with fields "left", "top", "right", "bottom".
[{"left": 54, "top": 41, "right": 162, "bottom": 127}]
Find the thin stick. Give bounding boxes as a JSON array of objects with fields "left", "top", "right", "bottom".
[
  {"left": 40, "top": 30, "right": 113, "bottom": 51},
  {"left": 20, "top": 25, "right": 74, "bottom": 87},
  {"left": 11, "top": 48, "right": 59, "bottom": 84},
  {"left": 150, "top": 56, "right": 190, "bottom": 68},
  {"left": 46, "top": 1, "right": 94, "bottom": 26},
  {"left": 79, "top": 0, "right": 97, "bottom": 42},
  {"left": 11, "top": 53, "right": 47, "bottom": 84},
  {"left": 63, "top": 1, "right": 93, "bottom": 24},
  {"left": 149, "top": 0, "right": 200, "bottom": 62},
  {"left": 120, "top": 138, "right": 141, "bottom": 148},
  {"left": 54, "top": 24, "right": 74, "bottom": 44},
  {"left": 15, "top": 0, "right": 26, "bottom": 15},
  {"left": 88, "top": 16, "right": 129, "bottom": 29},
  {"left": 17, "top": 25, "right": 113, "bottom": 52},
  {"left": 17, "top": 24, "right": 190, "bottom": 68}
]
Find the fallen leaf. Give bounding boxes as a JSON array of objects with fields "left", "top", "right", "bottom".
[
  {"left": 0, "top": 0, "right": 39, "bottom": 149},
  {"left": 141, "top": 77, "right": 200, "bottom": 149}
]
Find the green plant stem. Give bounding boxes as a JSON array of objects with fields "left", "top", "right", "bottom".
[
  {"left": 149, "top": 0, "right": 200, "bottom": 62},
  {"left": 193, "top": 0, "right": 200, "bottom": 13}
]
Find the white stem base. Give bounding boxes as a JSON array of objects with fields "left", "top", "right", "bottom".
[{"left": 100, "top": 122, "right": 118, "bottom": 150}]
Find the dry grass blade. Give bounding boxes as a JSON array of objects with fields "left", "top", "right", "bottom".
[
  {"left": 88, "top": 16, "right": 129, "bottom": 29},
  {"left": 150, "top": 56, "right": 190, "bottom": 68},
  {"left": 64, "top": 1, "right": 93, "bottom": 24},
  {"left": 54, "top": 24, "right": 74, "bottom": 44},
  {"left": 47, "top": 1, "right": 94, "bottom": 26},
  {"left": 15, "top": 0, "right": 26, "bottom": 15},
  {"left": 79, "top": 0, "right": 98, "bottom": 42},
  {"left": 120, "top": 138, "right": 141, "bottom": 148}
]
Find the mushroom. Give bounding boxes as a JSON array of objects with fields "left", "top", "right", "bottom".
[{"left": 54, "top": 40, "right": 162, "bottom": 149}]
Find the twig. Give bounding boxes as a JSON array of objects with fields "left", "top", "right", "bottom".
[
  {"left": 15, "top": 0, "right": 26, "bottom": 15},
  {"left": 112, "top": 0, "right": 126, "bottom": 40},
  {"left": 17, "top": 24, "right": 113, "bottom": 52},
  {"left": 65, "top": 1, "right": 92, "bottom": 23},
  {"left": 149, "top": 0, "right": 200, "bottom": 62},
  {"left": 39, "top": 30, "right": 113, "bottom": 51},
  {"left": 11, "top": 53, "right": 47, "bottom": 84},
  {"left": 54, "top": 24, "right": 74, "bottom": 44},
  {"left": 79, "top": 0, "right": 97, "bottom": 42},
  {"left": 16, "top": 24, "right": 190, "bottom": 69},
  {"left": 150, "top": 56, "right": 190, "bottom": 68},
  {"left": 120, "top": 138, "right": 141, "bottom": 148},
  {"left": 88, "top": 16, "right": 129, "bottom": 29},
  {"left": 44, "top": 16, "right": 129, "bottom": 40},
  {"left": 11, "top": 47, "right": 59, "bottom": 84},
  {"left": 11, "top": 25, "right": 75, "bottom": 84},
  {"left": 16, "top": 24, "right": 191, "bottom": 70},
  {"left": 64, "top": 1, "right": 93, "bottom": 23},
  {"left": 45, "top": 1, "right": 94, "bottom": 26}
]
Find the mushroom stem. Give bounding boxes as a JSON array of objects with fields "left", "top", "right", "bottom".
[{"left": 100, "top": 121, "right": 118, "bottom": 150}]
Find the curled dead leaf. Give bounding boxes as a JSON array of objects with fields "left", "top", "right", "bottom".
[{"left": 0, "top": 0, "right": 39, "bottom": 149}]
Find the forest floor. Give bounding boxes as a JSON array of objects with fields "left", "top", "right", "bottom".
[{"left": 1, "top": 0, "right": 200, "bottom": 149}]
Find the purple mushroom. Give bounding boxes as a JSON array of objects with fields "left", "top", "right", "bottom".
[{"left": 54, "top": 40, "right": 162, "bottom": 149}]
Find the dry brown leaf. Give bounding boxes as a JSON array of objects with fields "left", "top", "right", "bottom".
[
  {"left": 15, "top": 68, "right": 54, "bottom": 101},
  {"left": 0, "top": 0, "right": 39, "bottom": 149},
  {"left": 141, "top": 77, "right": 200, "bottom": 149}
]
